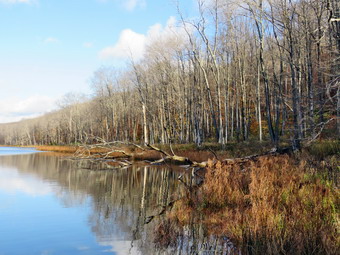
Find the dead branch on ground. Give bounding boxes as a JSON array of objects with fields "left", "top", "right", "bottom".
[{"left": 72, "top": 129, "right": 339, "bottom": 170}]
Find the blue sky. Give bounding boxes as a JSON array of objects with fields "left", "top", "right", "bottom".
[{"left": 0, "top": 0, "right": 195, "bottom": 123}]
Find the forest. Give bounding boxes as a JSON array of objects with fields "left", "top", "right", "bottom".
[
  {"left": 0, "top": 0, "right": 339, "bottom": 150},
  {"left": 1, "top": 1, "right": 339, "bottom": 254}
]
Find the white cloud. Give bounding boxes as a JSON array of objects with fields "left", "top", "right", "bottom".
[
  {"left": 0, "top": 0, "right": 34, "bottom": 4},
  {"left": 83, "top": 42, "right": 93, "bottom": 48},
  {"left": 99, "top": 29, "right": 146, "bottom": 60},
  {"left": 43, "top": 37, "right": 59, "bottom": 44},
  {"left": 0, "top": 95, "right": 57, "bottom": 123},
  {"left": 99, "top": 16, "right": 188, "bottom": 61}
]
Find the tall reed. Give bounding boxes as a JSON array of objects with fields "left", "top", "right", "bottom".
[{"left": 170, "top": 155, "right": 339, "bottom": 254}]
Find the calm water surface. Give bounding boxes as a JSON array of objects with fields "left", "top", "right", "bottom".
[{"left": 0, "top": 147, "right": 185, "bottom": 255}]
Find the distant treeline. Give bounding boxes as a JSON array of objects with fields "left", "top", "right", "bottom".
[{"left": 1, "top": 0, "right": 339, "bottom": 147}]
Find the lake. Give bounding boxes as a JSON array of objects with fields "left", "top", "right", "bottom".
[
  {"left": 0, "top": 147, "right": 233, "bottom": 254},
  {"left": 0, "top": 147, "right": 190, "bottom": 254}
]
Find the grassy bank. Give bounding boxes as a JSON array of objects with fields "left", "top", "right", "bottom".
[
  {"left": 162, "top": 141, "right": 339, "bottom": 254},
  {"left": 30, "top": 140, "right": 276, "bottom": 161},
  {"left": 33, "top": 145, "right": 79, "bottom": 154}
]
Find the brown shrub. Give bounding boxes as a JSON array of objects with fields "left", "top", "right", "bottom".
[
  {"left": 202, "top": 160, "right": 249, "bottom": 209},
  {"left": 171, "top": 155, "right": 340, "bottom": 254}
]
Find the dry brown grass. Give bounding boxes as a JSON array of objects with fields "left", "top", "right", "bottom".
[
  {"left": 18, "top": 140, "right": 275, "bottom": 163},
  {"left": 29, "top": 145, "right": 165, "bottom": 161},
  {"left": 169, "top": 155, "right": 340, "bottom": 254},
  {"left": 32, "top": 145, "right": 79, "bottom": 154}
]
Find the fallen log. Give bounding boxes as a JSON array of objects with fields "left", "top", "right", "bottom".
[{"left": 72, "top": 136, "right": 298, "bottom": 169}]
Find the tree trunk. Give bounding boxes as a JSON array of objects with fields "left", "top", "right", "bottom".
[{"left": 142, "top": 103, "right": 149, "bottom": 145}]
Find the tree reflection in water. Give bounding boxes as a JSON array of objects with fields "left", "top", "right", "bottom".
[{"left": 0, "top": 153, "right": 236, "bottom": 254}]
